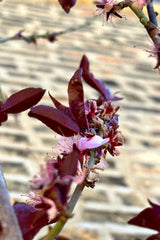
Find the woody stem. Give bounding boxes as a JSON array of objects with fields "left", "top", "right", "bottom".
[{"left": 42, "top": 180, "right": 86, "bottom": 240}]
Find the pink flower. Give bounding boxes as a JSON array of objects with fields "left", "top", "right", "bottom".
[
  {"left": 78, "top": 135, "right": 109, "bottom": 151},
  {"left": 28, "top": 191, "right": 41, "bottom": 203},
  {"left": 56, "top": 135, "right": 109, "bottom": 153},
  {"left": 96, "top": 151, "right": 108, "bottom": 168},
  {"left": 41, "top": 196, "right": 57, "bottom": 221},
  {"left": 28, "top": 192, "right": 58, "bottom": 221},
  {"left": 95, "top": 0, "right": 122, "bottom": 22},
  {"left": 29, "top": 146, "right": 80, "bottom": 223},
  {"left": 30, "top": 158, "right": 56, "bottom": 188}
]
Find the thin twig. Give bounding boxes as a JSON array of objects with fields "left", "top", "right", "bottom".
[{"left": 0, "top": 16, "right": 96, "bottom": 44}]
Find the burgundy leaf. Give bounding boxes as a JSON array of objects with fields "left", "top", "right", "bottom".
[
  {"left": 28, "top": 105, "right": 80, "bottom": 136},
  {"left": 49, "top": 92, "right": 77, "bottom": 124},
  {"left": 128, "top": 200, "right": 160, "bottom": 235},
  {"left": 146, "top": 233, "right": 160, "bottom": 240},
  {"left": 0, "top": 100, "right": 3, "bottom": 108},
  {"left": 56, "top": 237, "right": 71, "bottom": 240},
  {"left": 49, "top": 92, "right": 73, "bottom": 118},
  {"left": 59, "top": 144, "right": 79, "bottom": 178},
  {"left": 80, "top": 55, "right": 107, "bottom": 99},
  {"left": 0, "top": 111, "right": 7, "bottom": 125},
  {"left": 0, "top": 88, "right": 45, "bottom": 114},
  {"left": 68, "top": 69, "right": 88, "bottom": 132},
  {"left": 105, "top": 86, "right": 123, "bottom": 101},
  {"left": 14, "top": 203, "right": 57, "bottom": 240},
  {"left": 79, "top": 54, "right": 90, "bottom": 72},
  {"left": 54, "top": 145, "right": 79, "bottom": 205},
  {"left": 58, "top": 0, "right": 76, "bottom": 13}
]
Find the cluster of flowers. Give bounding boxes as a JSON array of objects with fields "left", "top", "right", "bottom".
[
  {"left": 7, "top": 55, "right": 123, "bottom": 240},
  {"left": 95, "top": 0, "right": 160, "bottom": 69},
  {"left": 58, "top": 0, "right": 150, "bottom": 13},
  {"left": 94, "top": 0, "right": 151, "bottom": 22}
]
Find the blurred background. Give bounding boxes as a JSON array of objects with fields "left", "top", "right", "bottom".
[{"left": 0, "top": 0, "right": 160, "bottom": 239}]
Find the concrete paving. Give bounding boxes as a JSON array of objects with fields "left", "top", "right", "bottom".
[{"left": 0, "top": 0, "right": 160, "bottom": 239}]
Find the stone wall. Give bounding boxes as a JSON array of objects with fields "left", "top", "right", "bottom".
[{"left": 0, "top": 1, "right": 160, "bottom": 239}]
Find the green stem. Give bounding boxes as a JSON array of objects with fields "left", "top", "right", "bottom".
[
  {"left": 42, "top": 180, "right": 86, "bottom": 240},
  {"left": 42, "top": 216, "right": 68, "bottom": 240},
  {"left": 68, "top": 180, "right": 86, "bottom": 212},
  {"left": 120, "top": 1, "right": 158, "bottom": 44},
  {"left": 126, "top": 1, "right": 148, "bottom": 26}
]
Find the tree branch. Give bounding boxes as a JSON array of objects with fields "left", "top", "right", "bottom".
[
  {"left": 41, "top": 181, "right": 86, "bottom": 240},
  {"left": 0, "top": 166, "right": 23, "bottom": 240},
  {"left": 0, "top": 16, "right": 96, "bottom": 44}
]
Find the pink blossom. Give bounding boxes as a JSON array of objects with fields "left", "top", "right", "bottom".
[
  {"left": 78, "top": 135, "right": 109, "bottom": 151},
  {"left": 55, "top": 136, "right": 75, "bottom": 153},
  {"left": 30, "top": 158, "right": 56, "bottom": 189},
  {"left": 28, "top": 192, "right": 58, "bottom": 221},
  {"left": 95, "top": 0, "right": 122, "bottom": 23},
  {"left": 56, "top": 135, "right": 109, "bottom": 153},
  {"left": 96, "top": 152, "right": 108, "bottom": 169},
  {"left": 42, "top": 196, "right": 57, "bottom": 221},
  {"left": 28, "top": 191, "right": 41, "bottom": 203}
]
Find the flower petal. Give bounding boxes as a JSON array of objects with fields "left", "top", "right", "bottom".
[
  {"left": 55, "top": 136, "right": 74, "bottom": 154},
  {"left": 79, "top": 135, "right": 109, "bottom": 151}
]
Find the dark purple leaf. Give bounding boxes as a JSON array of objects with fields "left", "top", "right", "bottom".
[
  {"left": 49, "top": 92, "right": 77, "bottom": 123},
  {"left": 49, "top": 92, "right": 73, "bottom": 118},
  {"left": 0, "top": 88, "right": 45, "bottom": 114},
  {"left": 68, "top": 69, "right": 88, "bottom": 132},
  {"left": 146, "top": 233, "right": 160, "bottom": 240},
  {"left": 59, "top": 144, "right": 79, "bottom": 178},
  {"left": 79, "top": 54, "right": 90, "bottom": 72},
  {"left": 95, "top": 4, "right": 105, "bottom": 8},
  {"left": 58, "top": 0, "right": 76, "bottom": 13},
  {"left": 80, "top": 55, "right": 122, "bottom": 101},
  {"left": 54, "top": 145, "right": 79, "bottom": 205},
  {"left": 14, "top": 203, "right": 57, "bottom": 240},
  {"left": 0, "top": 111, "right": 7, "bottom": 125},
  {"left": 56, "top": 237, "right": 71, "bottom": 240},
  {"left": 14, "top": 30, "right": 24, "bottom": 39},
  {"left": 105, "top": 86, "right": 123, "bottom": 101},
  {"left": 80, "top": 55, "right": 107, "bottom": 99},
  {"left": 128, "top": 200, "right": 160, "bottom": 238},
  {"left": 28, "top": 105, "right": 80, "bottom": 136}
]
